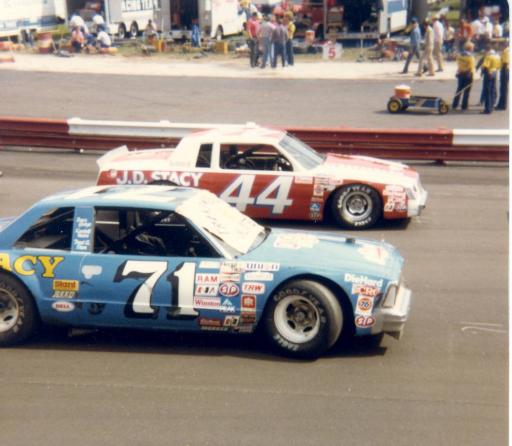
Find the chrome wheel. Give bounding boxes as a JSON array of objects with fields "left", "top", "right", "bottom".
[
  {"left": 0, "top": 287, "right": 19, "bottom": 333},
  {"left": 340, "top": 190, "right": 373, "bottom": 222},
  {"left": 274, "top": 295, "right": 320, "bottom": 344}
]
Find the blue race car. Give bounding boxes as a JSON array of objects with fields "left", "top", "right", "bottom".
[{"left": 0, "top": 186, "right": 411, "bottom": 358}]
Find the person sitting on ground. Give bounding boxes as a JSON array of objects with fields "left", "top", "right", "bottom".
[
  {"left": 96, "top": 25, "right": 114, "bottom": 53},
  {"left": 92, "top": 11, "right": 105, "bottom": 35},
  {"left": 70, "top": 25, "right": 85, "bottom": 53}
]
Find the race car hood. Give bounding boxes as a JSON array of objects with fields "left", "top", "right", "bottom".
[
  {"left": 97, "top": 145, "right": 176, "bottom": 171},
  {"left": 312, "top": 153, "right": 419, "bottom": 186},
  {"left": 245, "top": 228, "right": 403, "bottom": 280}
]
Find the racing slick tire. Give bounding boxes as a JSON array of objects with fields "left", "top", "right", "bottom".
[
  {"left": 263, "top": 280, "right": 343, "bottom": 358},
  {"left": 0, "top": 274, "right": 38, "bottom": 346},
  {"left": 387, "top": 98, "right": 402, "bottom": 113},
  {"left": 331, "top": 184, "right": 382, "bottom": 229},
  {"left": 438, "top": 100, "right": 449, "bottom": 115}
]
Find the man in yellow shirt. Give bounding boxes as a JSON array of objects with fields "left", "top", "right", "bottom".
[
  {"left": 496, "top": 45, "right": 509, "bottom": 110},
  {"left": 284, "top": 13, "right": 295, "bottom": 66},
  {"left": 452, "top": 41, "right": 475, "bottom": 111},
  {"left": 481, "top": 46, "right": 501, "bottom": 113}
]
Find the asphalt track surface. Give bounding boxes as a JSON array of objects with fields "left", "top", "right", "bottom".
[
  {"left": 0, "top": 71, "right": 509, "bottom": 445},
  {"left": 0, "top": 70, "right": 509, "bottom": 128}
]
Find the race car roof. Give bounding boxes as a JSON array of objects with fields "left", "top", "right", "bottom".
[
  {"left": 39, "top": 185, "right": 202, "bottom": 210},
  {"left": 188, "top": 125, "right": 285, "bottom": 141}
]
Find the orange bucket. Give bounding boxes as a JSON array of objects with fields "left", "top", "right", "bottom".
[{"left": 394, "top": 84, "right": 411, "bottom": 99}]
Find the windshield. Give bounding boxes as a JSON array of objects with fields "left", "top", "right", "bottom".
[
  {"left": 279, "top": 134, "right": 325, "bottom": 170},
  {"left": 176, "top": 191, "right": 267, "bottom": 256}
]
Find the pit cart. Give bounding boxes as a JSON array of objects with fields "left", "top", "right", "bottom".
[{"left": 387, "top": 85, "right": 449, "bottom": 115}]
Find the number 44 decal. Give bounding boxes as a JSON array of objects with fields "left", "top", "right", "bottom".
[
  {"left": 219, "top": 175, "right": 293, "bottom": 214},
  {"left": 115, "top": 260, "right": 198, "bottom": 319}
]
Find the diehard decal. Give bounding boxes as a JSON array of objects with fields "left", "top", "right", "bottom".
[{"left": 344, "top": 273, "right": 383, "bottom": 289}]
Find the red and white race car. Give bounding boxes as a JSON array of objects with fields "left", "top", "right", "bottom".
[{"left": 96, "top": 125, "right": 428, "bottom": 229}]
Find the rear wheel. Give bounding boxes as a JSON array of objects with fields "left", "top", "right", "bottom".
[
  {"left": 117, "top": 24, "right": 127, "bottom": 39},
  {"left": 130, "top": 22, "right": 139, "bottom": 38},
  {"left": 215, "top": 26, "right": 223, "bottom": 40},
  {"left": 263, "top": 280, "right": 343, "bottom": 358},
  {"left": 0, "top": 274, "right": 38, "bottom": 346},
  {"left": 331, "top": 184, "right": 382, "bottom": 229},
  {"left": 438, "top": 100, "right": 449, "bottom": 114},
  {"left": 387, "top": 98, "right": 402, "bottom": 113}
]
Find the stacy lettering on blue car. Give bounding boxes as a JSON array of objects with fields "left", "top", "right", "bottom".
[{"left": 0, "top": 186, "right": 411, "bottom": 358}]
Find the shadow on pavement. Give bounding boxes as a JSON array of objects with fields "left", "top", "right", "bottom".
[{"left": 18, "top": 326, "right": 387, "bottom": 362}]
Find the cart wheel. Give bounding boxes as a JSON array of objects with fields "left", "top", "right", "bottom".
[
  {"left": 438, "top": 100, "right": 449, "bottom": 115},
  {"left": 387, "top": 98, "right": 402, "bottom": 114}
]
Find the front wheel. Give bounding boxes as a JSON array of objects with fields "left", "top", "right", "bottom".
[
  {"left": 387, "top": 98, "right": 402, "bottom": 113},
  {"left": 331, "top": 184, "right": 382, "bottom": 229},
  {"left": 130, "top": 22, "right": 139, "bottom": 38},
  {"left": 263, "top": 280, "right": 343, "bottom": 358},
  {"left": 438, "top": 100, "right": 449, "bottom": 114},
  {"left": 0, "top": 274, "right": 38, "bottom": 346},
  {"left": 117, "top": 24, "right": 127, "bottom": 40}
]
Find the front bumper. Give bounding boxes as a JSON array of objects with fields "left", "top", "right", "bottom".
[
  {"left": 371, "top": 285, "right": 412, "bottom": 340},
  {"left": 407, "top": 180, "right": 428, "bottom": 217}
]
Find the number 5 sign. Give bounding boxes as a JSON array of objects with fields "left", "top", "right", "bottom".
[{"left": 323, "top": 41, "right": 343, "bottom": 60}]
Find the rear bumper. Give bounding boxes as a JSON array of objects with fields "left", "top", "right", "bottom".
[{"left": 379, "top": 286, "right": 412, "bottom": 339}]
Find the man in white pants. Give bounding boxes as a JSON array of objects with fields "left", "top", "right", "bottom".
[{"left": 432, "top": 15, "right": 444, "bottom": 72}]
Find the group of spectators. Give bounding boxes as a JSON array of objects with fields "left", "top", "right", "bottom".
[
  {"left": 69, "top": 11, "right": 113, "bottom": 53},
  {"left": 244, "top": 12, "right": 295, "bottom": 69}
]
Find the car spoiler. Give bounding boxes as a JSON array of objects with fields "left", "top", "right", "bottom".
[{"left": 97, "top": 145, "right": 130, "bottom": 170}]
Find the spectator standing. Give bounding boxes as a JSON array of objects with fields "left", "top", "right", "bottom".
[
  {"left": 480, "top": 46, "right": 501, "bottom": 114},
  {"left": 247, "top": 12, "right": 260, "bottom": 67},
  {"left": 443, "top": 18, "right": 455, "bottom": 55},
  {"left": 191, "top": 19, "right": 200, "bottom": 47},
  {"left": 258, "top": 15, "right": 273, "bottom": 68},
  {"left": 416, "top": 19, "right": 434, "bottom": 77},
  {"left": 458, "top": 18, "right": 473, "bottom": 51},
  {"left": 284, "top": 13, "right": 295, "bottom": 66},
  {"left": 402, "top": 18, "right": 421, "bottom": 74},
  {"left": 496, "top": 45, "right": 509, "bottom": 110},
  {"left": 492, "top": 17, "right": 503, "bottom": 38},
  {"left": 271, "top": 16, "right": 287, "bottom": 68},
  {"left": 144, "top": 19, "right": 158, "bottom": 42},
  {"left": 452, "top": 41, "right": 475, "bottom": 111},
  {"left": 239, "top": 0, "right": 251, "bottom": 22},
  {"left": 432, "top": 15, "right": 444, "bottom": 71},
  {"left": 471, "top": 16, "right": 485, "bottom": 50}
]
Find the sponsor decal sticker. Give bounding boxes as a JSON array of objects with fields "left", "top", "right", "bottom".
[
  {"left": 193, "top": 297, "right": 221, "bottom": 309},
  {"left": 195, "top": 273, "right": 219, "bottom": 285},
  {"left": 244, "top": 271, "right": 273, "bottom": 281},
  {"left": 53, "top": 280, "right": 79, "bottom": 292},
  {"left": 241, "top": 294, "right": 256, "bottom": 311},
  {"left": 244, "top": 262, "right": 280, "bottom": 272},
  {"left": 52, "top": 291, "right": 76, "bottom": 299},
  {"left": 199, "top": 261, "right": 221, "bottom": 269},
  {"left": 242, "top": 283, "right": 265, "bottom": 295},
  {"left": 219, "top": 273, "right": 240, "bottom": 283},
  {"left": 240, "top": 312, "right": 257, "bottom": 325},
  {"left": 52, "top": 301, "right": 75, "bottom": 313},
  {"left": 313, "top": 183, "right": 324, "bottom": 197},
  {"left": 355, "top": 315, "right": 375, "bottom": 328},
  {"left": 351, "top": 284, "right": 380, "bottom": 297},
  {"left": 195, "top": 285, "right": 219, "bottom": 297},
  {"left": 72, "top": 211, "right": 93, "bottom": 252},
  {"left": 220, "top": 299, "right": 236, "bottom": 313},
  {"left": 116, "top": 170, "right": 203, "bottom": 187},
  {"left": 294, "top": 176, "right": 314, "bottom": 185},
  {"left": 220, "top": 262, "right": 245, "bottom": 274},
  {"left": 357, "top": 244, "right": 390, "bottom": 266},
  {"left": 344, "top": 273, "right": 383, "bottom": 289},
  {"left": 219, "top": 282, "right": 240, "bottom": 298},
  {"left": 198, "top": 317, "right": 223, "bottom": 327},
  {"left": 310, "top": 202, "right": 321, "bottom": 213},
  {"left": 224, "top": 315, "right": 240, "bottom": 327},
  {"left": 0, "top": 253, "right": 64, "bottom": 278},
  {"left": 82, "top": 265, "right": 102, "bottom": 279},
  {"left": 356, "top": 296, "right": 374, "bottom": 315}
]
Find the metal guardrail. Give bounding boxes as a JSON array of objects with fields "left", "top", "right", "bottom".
[{"left": 0, "top": 116, "right": 508, "bottom": 162}]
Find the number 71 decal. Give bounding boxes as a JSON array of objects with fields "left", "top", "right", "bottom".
[
  {"left": 115, "top": 260, "right": 198, "bottom": 319},
  {"left": 220, "top": 175, "right": 293, "bottom": 214}
]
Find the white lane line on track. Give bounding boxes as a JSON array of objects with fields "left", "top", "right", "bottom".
[{"left": 460, "top": 321, "right": 507, "bottom": 334}]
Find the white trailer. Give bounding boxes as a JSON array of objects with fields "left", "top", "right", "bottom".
[
  {"left": 0, "top": 0, "right": 67, "bottom": 39},
  {"left": 169, "top": 0, "right": 244, "bottom": 40}
]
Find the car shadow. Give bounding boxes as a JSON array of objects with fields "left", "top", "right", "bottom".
[{"left": 19, "top": 327, "right": 386, "bottom": 362}]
